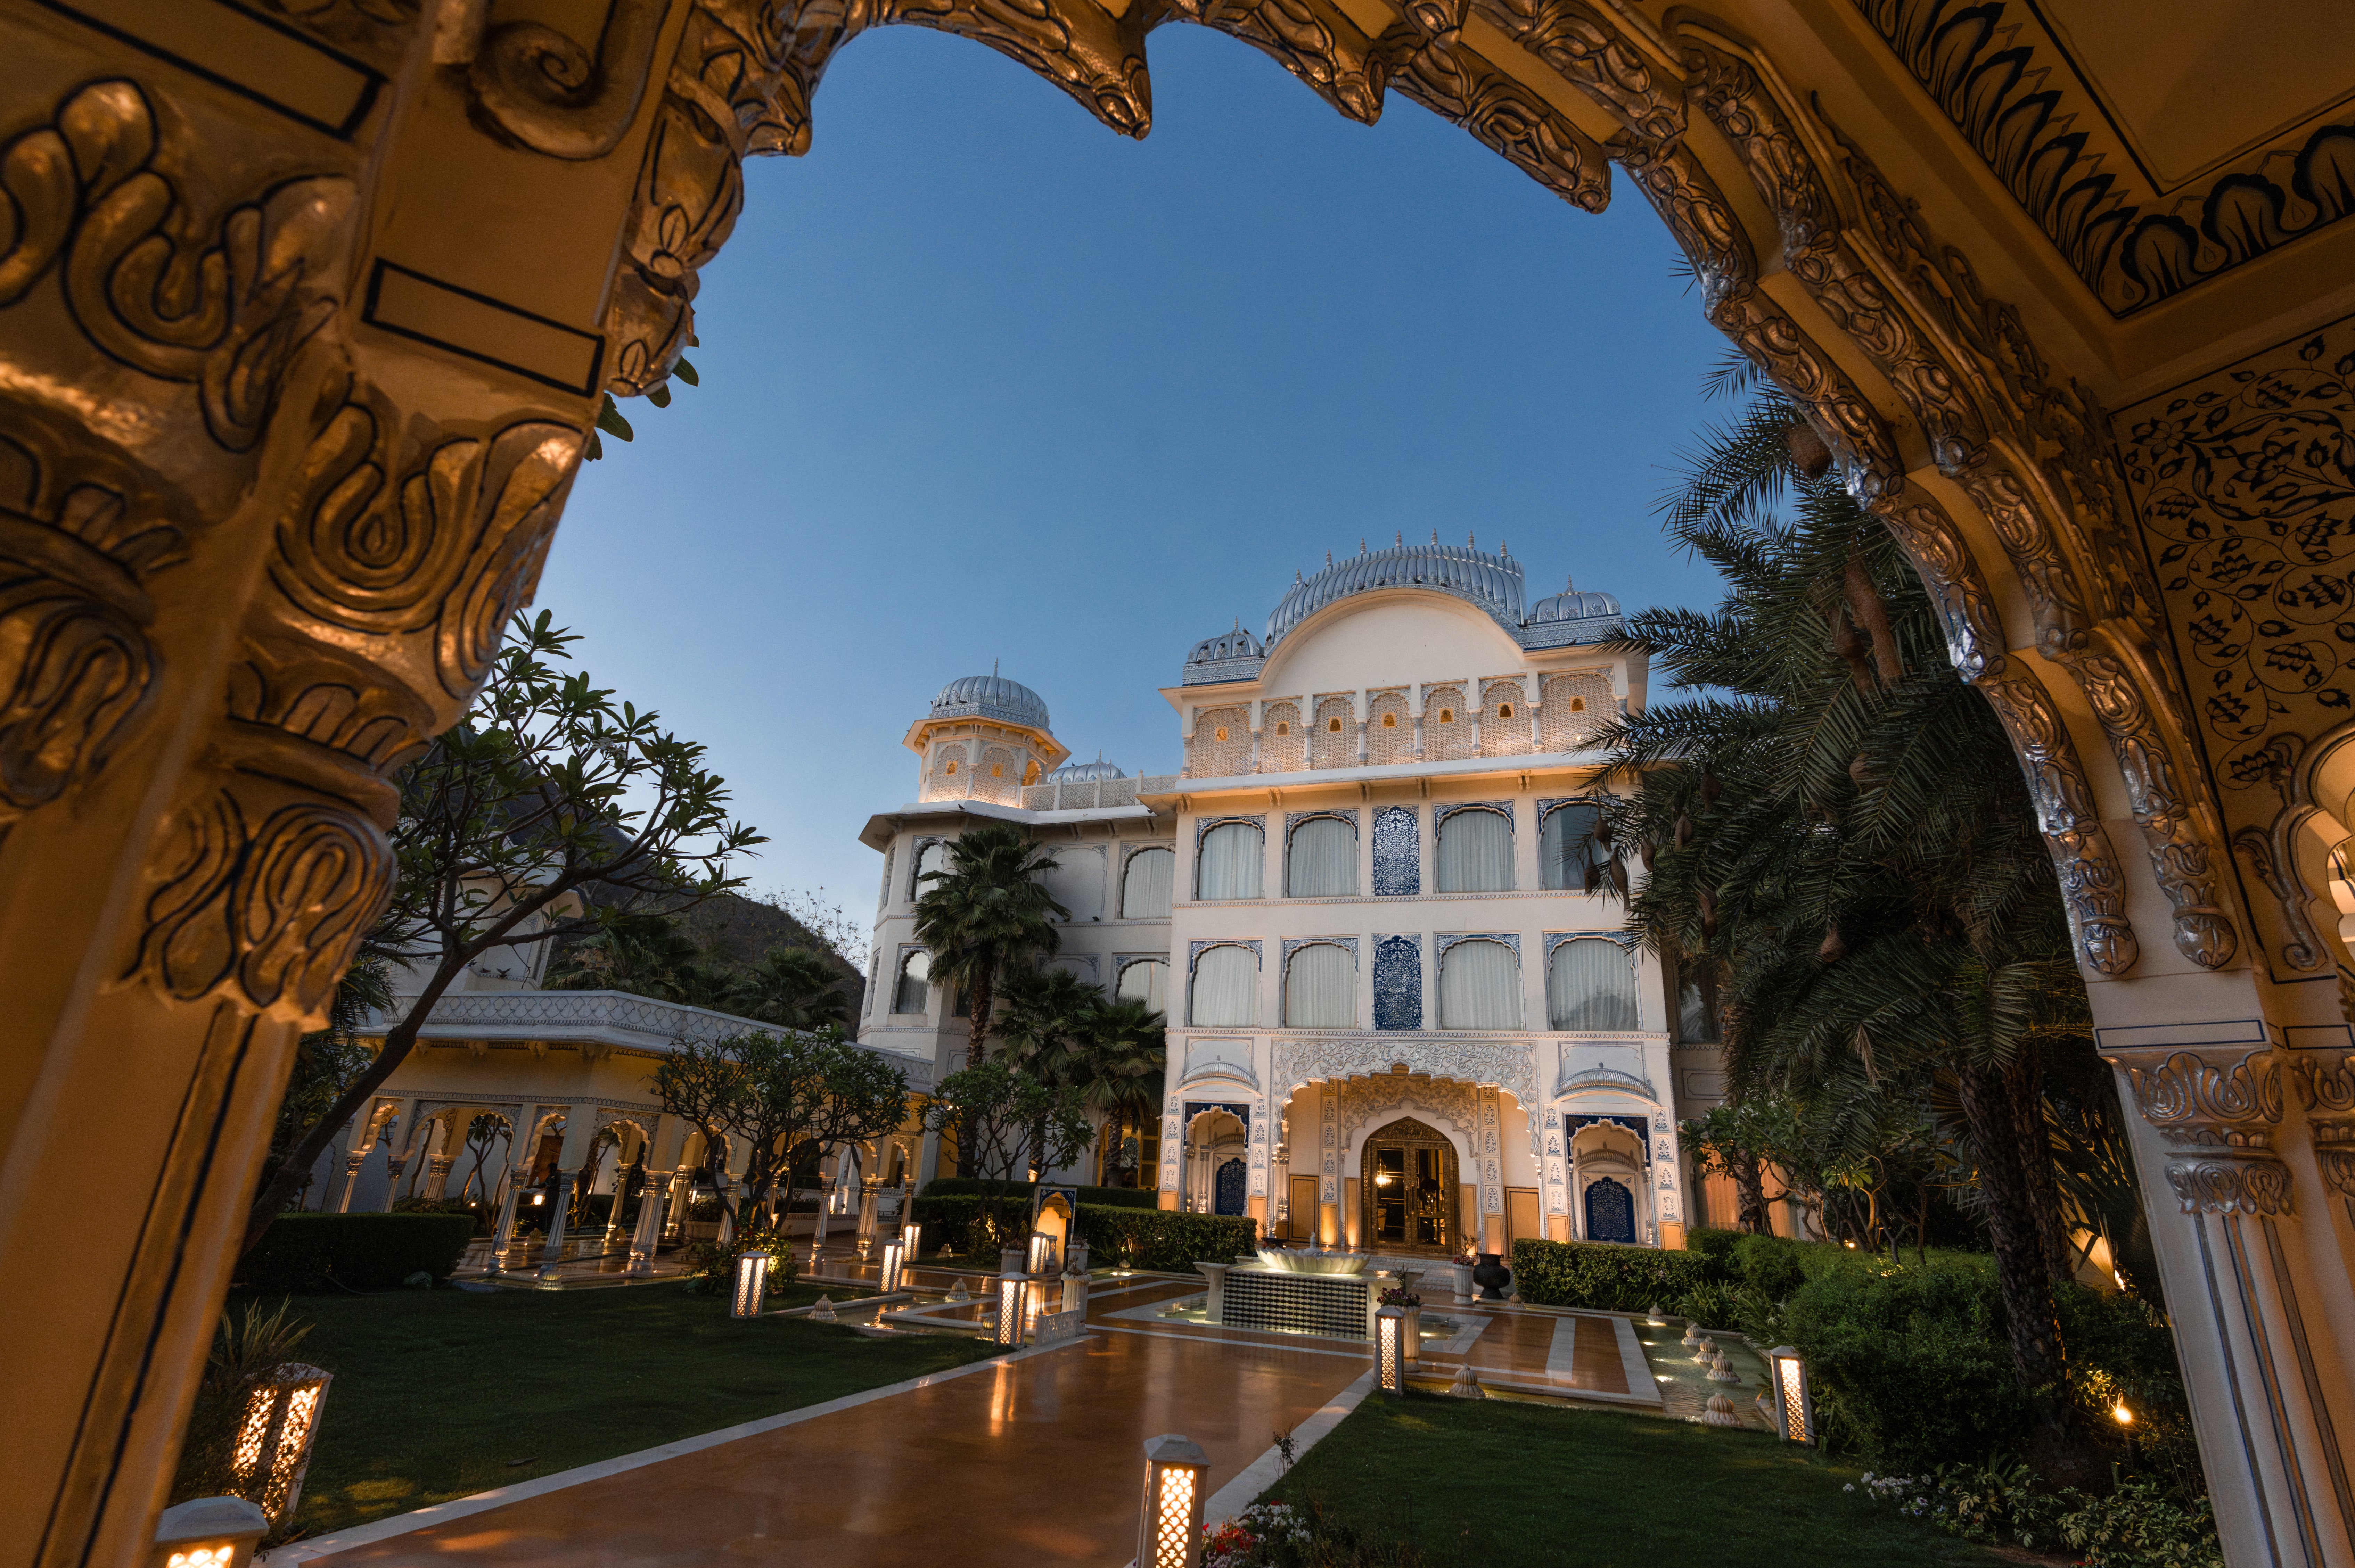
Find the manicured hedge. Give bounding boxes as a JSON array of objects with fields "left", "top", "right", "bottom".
[
  {"left": 237, "top": 1213, "right": 476, "bottom": 1291},
  {"left": 1511, "top": 1237, "right": 1715, "bottom": 1311},
  {"left": 910, "top": 1194, "right": 1257, "bottom": 1271},
  {"left": 919, "top": 1177, "right": 1160, "bottom": 1210}
]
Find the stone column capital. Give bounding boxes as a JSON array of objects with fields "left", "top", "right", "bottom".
[
  {"left": 2101, "top": 1045, "right": 2283, "bottom": 1148},
  {"left": 2287, "top": 1053, "right": 2355, "bottom": 1116},
  {"left": 2163, "top": 1153, "right": 2294, "bottom": 1216},
  {"left": 2309, "top": 1120, "right": 2355, "bottom": 1199}
]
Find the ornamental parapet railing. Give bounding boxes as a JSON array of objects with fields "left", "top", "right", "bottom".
[
  {"left": 1556, "top": 1065, "right": 1658, "bottom": 1102},
  {"left": 371, "top": 990, "right": 932, "bottom": 1090},
  {"left": 1019, "top": 776, "right": 1143, "bottom": 812}
]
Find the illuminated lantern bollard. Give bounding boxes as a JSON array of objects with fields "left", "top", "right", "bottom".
[
  {"left": 994, "top": 1268, "right": 1025, "bottom": 1347},
  {"left": 1027, "top": 1231, "right": 1059, "bottom": 1276},
  {"left": 1374, "top": 1305, "right": 1407, "bottom": 1395},
  {"left": 1765, "top": 1346, "right": 1816, "bottom": 1443},
  {"left": 732, "top": 1249, "right": 772, "bottom": 1319},
  {"left": 231, "top": 1363, "right": 333, "bottom": 1526},
  {"left": 152, "top": 1495, "right": 269, "bottom": 1568},
  {"left": 1135, "top": 1433, "right": 1209, "bottom": 1568},
  {"left": 902, "top": 1221, "right": 922, "bottom": 1261},
  {"left": 879, "top": 1239, "right": 904, "bottom": 1294}
]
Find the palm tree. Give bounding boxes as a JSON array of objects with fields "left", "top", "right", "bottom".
[
  {"left": 1595, "top": 359, "right": 2122, "bottom": 1404},
  {"left": 546, "top": 913, "right": 733, "bottom": 1007},
  {"left": 910, "top": 824, "right": 1065, "bottom": 1057},
  {"left": 998, "top": 971, "right": 1167, "bottom": 1186},
  {"left": 1075, "top": 996, "right": 1165, "bottom": 1187},
  {"left": 729, "top": 945, "right": 850, "bottom": 1031}
]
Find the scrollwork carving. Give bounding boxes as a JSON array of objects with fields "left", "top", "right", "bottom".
[
  {"left": 2288, "top": 1054, "right": 2355, "bottom": 1116},
  {"left": 1183, "top": 0, "right": 1405, "bottom": 126},
  {"left": 1470, "top": 0, "right": 1681, "bottom": 145},
  {"left": 2110, "top": 1047, "right": 2282, "bottom": 1147},
  {"left": 2312, "top": 1123, "right": 2355, "bottom": 1200},
  {"left": 466, "top": 0, "right": 674, "bottom": 162},
  {"left": 1388, "top": 11, "right": 1609, "bottom": 214},
  {"left": 1974, "top": 666, "right": 2139, "bottom": 976},
  {"left": 2165, "top": 1155, "right": 2292, "bottom": 1217},
  {"left": 2231, "top": 825, "right": 2327, "bottom": 972}
]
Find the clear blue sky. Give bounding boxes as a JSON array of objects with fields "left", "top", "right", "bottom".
[{"left": 539, "top": 24, "right": 1734, "bottom": 954}]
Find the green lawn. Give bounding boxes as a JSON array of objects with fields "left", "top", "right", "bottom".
[
  {"left": 251, "top": 1280, "right": 998, "bottom": 1539},
  {"left": 1259, "top": 1394, "right": 2016, "bottom": 1568}
]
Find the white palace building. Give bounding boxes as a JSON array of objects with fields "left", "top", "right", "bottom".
[{"left": 860, "top": 537, "right": 1733, "bottom": 1256}]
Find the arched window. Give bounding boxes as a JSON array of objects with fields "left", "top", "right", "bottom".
[
  {"left": 1438, "top": 938, "right": 1520, "bottom": 1029},
  {"left": 1547, "top": 939, "right": 1639, "bottom": 1030},
  {"left": 1424, "top": 685, "right": 1472, "bottom": 761},
  {"left": 892, "top": 950, "right": 932, "bottom": 1014},
  {"left": 912, "top": 840, "right": 948, "bottom": 898},
  {"left": 1287, "top": 815, "right": 1357, "bottom": 897},
  {"left": 1373, "top": 935, "right": 1422, "bottom": 1029},
  {"left": 1366, "top": 690, "right": 1412, "bottom": 764},
  {"left": 1121, "top": 846, "right": 1174, "bottom": 918},
  {"left": 1436, "top": 806, "right": 1513, "bottom": 892},
  {"left": 1188, "top": 705, "right": 1250, "bottom": 776},
  {"left": 1311, "top": 696, "right": 1355, "bottom": 768},
  {"left": 1284, "top": 942, "right": 1355, "bottom": 1027},
  {"left": 1540, "top": 802, "right": 1604, "bottom": 891},
  {"left": 1117, "top": 958, "right": 1168, "bottom": 1014},
  {"left": 1190, "top": 945, "right": 1258, "bottom": 1026},
  {"left": 1196, "top": 820, "right": 1263, "bottom": 900},
  {"left": 1541, "top": 672, "right": 1613, "bottom": 751},
  {"left": 1482, "top": 678, "right": 1529, "bottom": 757},
  {"left": 1261, "top": 701, "right": 1303, "bottom": 773}
]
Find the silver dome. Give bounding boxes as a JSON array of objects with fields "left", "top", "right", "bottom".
[
  {"left": 929, "top": 674, "right": 1051, "bottom": 729},
  {"left": 1048, "top": 758, "right": 1129, "bottom": 781},
  {"left": 1530, "top": 581, "right": 1623, "bottom": 622},
  {"left": 1264, "top": 538, "right": 1526, "bottom": 646},
  {"left": 1187, "top": 627, "right": 1265, "bottom": 665}
]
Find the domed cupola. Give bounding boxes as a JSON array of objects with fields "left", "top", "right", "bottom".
[
  {"left": 1180, "top": 621, "right": 1267, "bottom": 686},
  {"left": 1047, "top": 757, "right": 1130, "bottom": 782},
  {"left": 928, "top": 673, "right": 1052, "bottom": 729},
  {"left": 1521, "top": 575, "right": 1624, "bottom": 647}
]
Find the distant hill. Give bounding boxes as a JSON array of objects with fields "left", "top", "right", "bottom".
[{"left": 684, "top": 891, "right": 868, "bottom": 1034}]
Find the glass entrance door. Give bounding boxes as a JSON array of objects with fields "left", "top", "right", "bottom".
[{"left": 1360, "top": 1118, "right": 1458, "bottom": 1254}]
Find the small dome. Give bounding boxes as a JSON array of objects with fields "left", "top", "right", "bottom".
[
  {"left": 929, "top": 674, "right": 1051, "bottom": 729},
  {"left": 1048, "top": 758, "right": 1128, "bottom": 782},
  {"left": 1529, "top": 580, "right": 1622, "bottom": 624},
  {"left": 1187, "top": 627, "right": 1264, "bottom": 665}
]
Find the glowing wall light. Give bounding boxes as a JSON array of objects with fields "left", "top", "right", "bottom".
[
  {"left": 230, "top": 1364, "right": 333, "bottom": 1525},
  {"left": 879, "top": 1240, "right": 904, "bottom": 1294},
  {"left": 153, "top": 1495, "right": 269, "bottom": 1568},
  {"left": 1135, "top": 1433, "right": 1209, "bottom": 1568},
  {"left": 1374, "top": 1305, "right": 1406, "bottom": 1395},
  {"left": 1765, "top": 1345, "right": 1815, "bottom": 1443},
  {"left": 732, "top": 1249, "right": 771, "bottom": 1319}
]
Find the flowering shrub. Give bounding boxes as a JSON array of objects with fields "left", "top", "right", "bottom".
[
  {"left": 1203, "top": 1503, "right": 1313, "bottom": 1568},
  {"left": 1845, "top": 1463, "right": 2222, "bottom": 1567},
  {"left": 1378, "top": 1287, "right": 1421, "bottom": 1307}
]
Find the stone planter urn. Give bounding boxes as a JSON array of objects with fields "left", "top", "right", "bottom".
[
  {"left": 1402, "top": 1303, "right": 1422, "bottom": 1363},
  {"left": 1449, "top": 1264, "right": 1475, "bottom": 1305},
  {"left": 1472, "top": 1253, "right": 1512, "bottom": 1301}
]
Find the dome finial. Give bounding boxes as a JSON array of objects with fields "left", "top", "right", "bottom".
[
  {"left": 1468, "top": 530, "right": 1476, "bottom": 548},
  {"left": 1501, "top": 539, "right": 1510, "bottom": 556},
  {"left": 1431, "top": 529, "right": 1438, "bottom": 545},
  {"left": 993, "top": 657, "right": 999, "bottom": 676},
  {"left": 1325, "top": 550, "right": 1332, "bottom": 565},
  {"left": 1396, "top": 531, "right": 1403, "bottom": 547},
  {"left": 1360, "top": 537, "right": 1367, "bottom": 553}
]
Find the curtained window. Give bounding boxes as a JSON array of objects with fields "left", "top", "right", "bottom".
[
  {"left": 1287, "top": 815, "right": 1357, "bottom": 897},
  {"left": 1539, "top": 803, "right": 1604, "bottom": 891},
  {"left": 892, "top": 950, "right": 931, "bottom": 1014},
  {"left": 1197, "top": 821, "right": 1263, "bottom": 900},
  {"left": 912, "top": 840, "right": 948, "bottom": 898},
  {"left": 1122, "top": 847, "right": 1174, "bottom": 918},
  {"left": 1438, "top": 939, "right": 1520, "bottom": 1029},
  {"left": 1283, "top": 943, "right": 1355, "bottom": 1027},
  {"left": 1548, "top": 939, "right": 1639, "bottom": 1030},
  {"left": 1190, "top": 945, "right": 1258, "bottom": 1026},
  {"left": 1436, "top": 807, "right": 1513, "bottom": 892},
  {"left": 1117, "top": 958, "right": 1168, "bottom": 1014},
  {"left": 1677, "top": 972, "right": 1716, "bottom": 1042}
]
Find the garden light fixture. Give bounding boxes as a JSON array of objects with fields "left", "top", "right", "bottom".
[
  {"left": 2113, "top": 1401, "right": 2134, "bottom": 1426},
  {"left": 1027, "top": 1231, "right": 1058, "bottom": 1276},
  {"left": 1135, "top": 1433, "right": 1208, "bottom": 1568},
  {"left": 230, "top": 1365, "right": 332, "bottom": 1525},
  {"left": 153, "top": 1496, "right": 268, "bottom": 1568},
  {"left": 880, "top": 1240, "right": 904, "bottom": 1294},
  {"left": 994, "top": 1272, "right": 1024, "bottom": 1347},
  {"left": 902, "top": 1221, "right": 922, "bottom": 1260},
  {"left": 1765, "top": 1345, "right": 1815, "bottom": 1443},
  {"left": 1375, "top": 1305, "right": 1406, "bottom": 1394},
  {"left": 732, "top": 1249, "right": 771, "bottom": 1319}
]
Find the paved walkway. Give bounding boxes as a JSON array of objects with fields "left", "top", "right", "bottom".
[{"left": 276, "top": 1272, "right": 1674, "bottom": 1566}]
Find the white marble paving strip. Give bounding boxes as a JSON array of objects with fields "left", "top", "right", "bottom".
[
  {"left": 1091, "top": 1323, "right": 1371, "bottom": 1362},
  {"left": 1546, "top": 1315, "right": 1578, "bottom": 1381},
  {"left": 1612, "top": 1314, "right": 1663, "bottom": 1404}
]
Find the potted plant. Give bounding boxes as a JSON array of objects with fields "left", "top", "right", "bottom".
[
  {"left": 1379, "top": 1285, "right": 1423, "bottom": 1361},
  {"left": 1447, "top": 1251, "right": 1476, "bottom": 1304}
]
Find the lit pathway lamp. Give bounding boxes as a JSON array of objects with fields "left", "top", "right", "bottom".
[
  {"left": 1375, "top": 1304, "right": 1407, "bottom": 1395},
  {"left": 231, "top": 1363, "right": 332, "bottom": 1527},
  {"left": 732, "top": 1249, "right": 772, "bottom": 1319},
  {"left": 1765, "top": 1345, "right": 1815, "bottom": 1443},
  {"left": 901, "top": 1220, "right": 922, "bottom": 1262},
  {"left": 152, "top": 1496, "right": 268, "bottom": 1568},
  {"left": 1026, "top": 1230, "right": 1058, "bottom": 1276},
  {"left": 879, "top": 1239, "right": 904, "bottom": 1295},
  {"left": 994, "top": 1265, "right": 1025, "bottom": 1348},
  {"left": 1135, "top": 1433, "right": 1209, "bottom": 1568}
]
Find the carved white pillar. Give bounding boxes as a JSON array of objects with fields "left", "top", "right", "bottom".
[
  {"left": 422, "top": 1156, "right": 456, "bottom": 1200},
  {"left": 856, "top": 1173, "right": 882, "bottom": 1258},
  {"left": 627, "top": 1168, "right": 671, "bottom": 1276},
  {"left": 490, "top": 1166, "right": 530, "bottom": 1267},
  {"left": 535, "top": 1172, "right": 576, "bottom": 1284},
  {"left": 2103, "top": 1042, "right": 2355, "bottom": 1568}
]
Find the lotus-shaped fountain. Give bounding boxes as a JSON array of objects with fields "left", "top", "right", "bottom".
[{"left": 1254, "top": 1246, "right": 1369, "bottom": 1275}]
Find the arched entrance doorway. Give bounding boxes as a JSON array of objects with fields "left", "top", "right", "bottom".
[{"left": 1360, "top": 1117, "right": 1458, "bottom": 1255}]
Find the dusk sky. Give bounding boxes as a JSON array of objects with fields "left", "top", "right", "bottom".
[{"left": 539, "top": 24, "right": 1734, "bottom": 958}]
